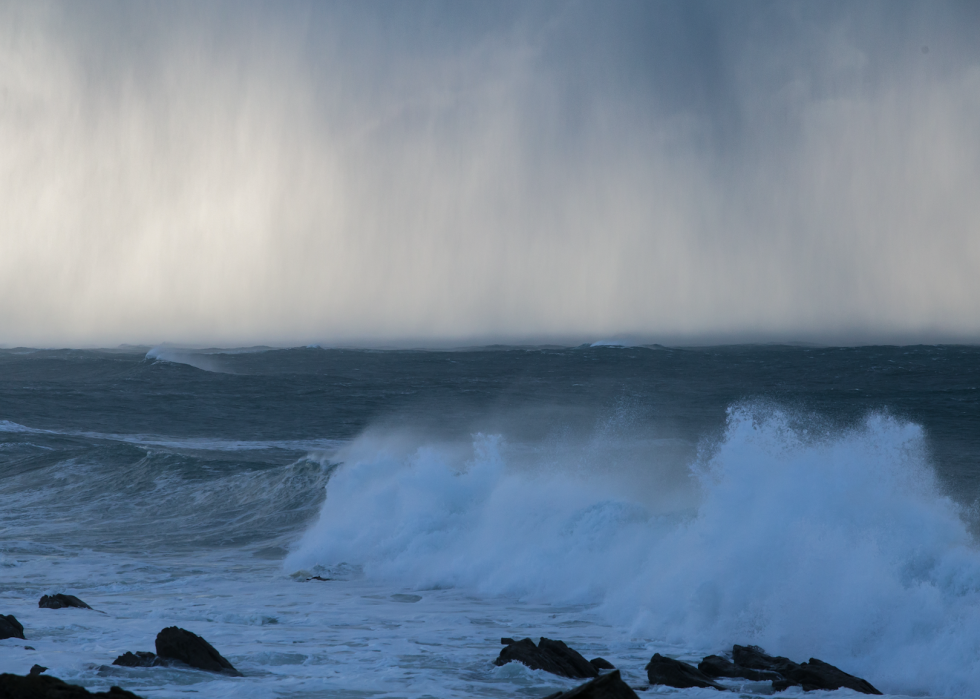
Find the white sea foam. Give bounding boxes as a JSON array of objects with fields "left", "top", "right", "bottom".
[{"left": 287, "top": 407, "right": 980, "bottom": 697}]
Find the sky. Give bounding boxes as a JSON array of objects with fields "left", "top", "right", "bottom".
[{"left": 0, "top": 0, "right": 978, "bottom": 348}]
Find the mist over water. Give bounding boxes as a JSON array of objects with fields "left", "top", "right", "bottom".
[{"left": 1, "top": 1, "right": 979, "bottom": 346}]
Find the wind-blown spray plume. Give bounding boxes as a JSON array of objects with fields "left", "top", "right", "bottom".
[{"left": 287, "top": 408, "right": 980, "bottom": 697}]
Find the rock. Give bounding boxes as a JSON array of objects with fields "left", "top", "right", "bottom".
[
  {"left": 38, "top": 594, "right": 92, "bottom": 610},
  {"left": 590, "top": 658, "right": 615, "bottom": 671},
  {"left": 797, "top": 658, "right": 882, "bottom": 695},
  {"left": 154, "top": 627, "right": 241, "bottom": 676},
  {"left": 543, "top": 670, "right": 640, "bottom": 699},
  {"left": 732, "top": 644, "right": 807, "bottom": 686},
  {"left": 0, "top": 672, "right": 144, "bottom": 698},
  {"left": 1, "top": 614, "right": 25, "bottom": 640},
  {"left": 699, "top": 654, "right": 780, "bottom": 682},
  {"left": 495, "top": 638, "right": 598, "bottom": 679},
  {"left": 501, "top": 637, "right": 516, "bottom": 645},
  {"left": 732, "top": 645, "right": 786, "bottom": 672},
  {"left": 28, "top": 665, "right": 47, "bottom": 677},
  {"left": 645, "top": 653, "right": 725, "bottom": 690},
  {"left": 112, "top": 652, "right": 164, "bottom": 668},
  {"left": 730, "top": 645, "right": 881, "bottom": 694}
]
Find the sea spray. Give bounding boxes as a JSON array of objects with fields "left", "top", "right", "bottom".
[{"left": 287, "top": 406, "right": 980, "bottom": 696}]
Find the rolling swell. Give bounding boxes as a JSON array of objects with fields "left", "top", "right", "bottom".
[
  {"left": 287, "top": 404, "right": 980, "bottom": 697},
  {"left": 0, "top": 428, "right": 333, "bottom": 553}
]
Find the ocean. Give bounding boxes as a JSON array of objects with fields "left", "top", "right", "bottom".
[{"left": 1, "top": 344, "right": 979, "bottom": 698}]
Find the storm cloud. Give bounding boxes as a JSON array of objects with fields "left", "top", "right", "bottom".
[{"left": 1, "top": 1, "right": 978, "bottom": 346}]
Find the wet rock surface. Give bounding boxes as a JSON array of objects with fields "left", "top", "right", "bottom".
[
  {"left": 720, "top": 645, "right": 882, "bottom": 694},
  {"left": 38, "top": 595, "right": 92, "bottom": 610},
  {"left": 154, "top": 627, "right": 242, "bottom": 676},
  {"left": 542, "top": 670, "right": 640, "bottom": 699},
  {"left": 646, "top": 653, "right": 726, "bottom": 690},
  {"left": 699, "top": 654, "right": 780, "bottom": 682},
  {"left": 589, "top": 658, "right": 615, "bottom": 671},
  {"left": 1, "top": 614, "right": 25, "bottom": 640},
  {"left": 794, "top": 658, "right": 883, "bottom": 695},
  {"left": 495, "top": 637, "right": 598, "bottom": 679},
  {"left": 0, "top": 672, "right": 143, "bottom": 698}
]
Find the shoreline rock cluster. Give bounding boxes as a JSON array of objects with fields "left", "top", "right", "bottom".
[
  {"left": 497, "top": 638, "right": 882, "bottom": 697},
  {"left": 4, "top": 592, "right": 883, "bottom": 698},
  {"left": 495, "top": 637, "right": 613, "bottom": 679},
  {"left": 1, "top": 595, "right": 240, "bottom": 698}
]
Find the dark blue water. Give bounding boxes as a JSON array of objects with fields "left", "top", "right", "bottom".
[{"left": 3, "top": 344, "right": 979, "bottom": 497}]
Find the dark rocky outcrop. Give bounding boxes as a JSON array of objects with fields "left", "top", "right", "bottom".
[
  {"left": 495, "top": 638, "right": 598, "bottom": 679},
  {"left": 589, "top": 658, "right": 615, "bottom": 671},
  {"left": 541, "top": 670, "right": 640, "bottom": 699},
  {"left": 28, "top": 666, "right": 47, "bottom": 677},
  {"left": 728, "top": 645, "right": 881, "bottom": 694},
  {"left": 646, "top": 654, "right": 725, "bottom": 690},
  {"left": 154, "top": 627, "right": 241, "bottom": 676},
  {"left": 795, "top": 658, "right": 882, "bottom": 695},
  {"left": 0, "top": 672, "right": 143, "bottom": 698},
  {"left": 38, "top": 595, "right": 91, "bottom": 610},
  {"left": 111, "top": 653, "right": 164, "bottom": 669},
  {"left": 1, "top": 615, "right": 25, "bottom": 640},
  {"left": 699, "top": 654, "right": 780, "bottom": 682}
]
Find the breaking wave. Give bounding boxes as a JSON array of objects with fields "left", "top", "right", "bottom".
[{"left": 287, "top": 405, "right": 980, "bottom": 696}]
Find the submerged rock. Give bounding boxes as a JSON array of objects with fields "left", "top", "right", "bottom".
[
  {"left": 542, "top": 669, "right": 640, "bottom": 699},
  {"left": 729, "top": 645, "right": 881, "bottom": 694},
  {"left": 0, "top": 614, "right": 25, "bottom": 640},
  {"left": 646, "top": 653, "right": 725, "bottom": 690},
  {"left": 495, "top": 638, "right": 598, "bottom": 679},
  {"left": 112, "top": 652, "right": 164, "bottom": 668},
  {"left": 39, "top": 594, "right": 92, "bottom": 610},
  {"left": 155, "top": 627, "right": 242, "bottom": 676},
  {"left": 0, "top": 672, "right": 143, "bottom": 698}
]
